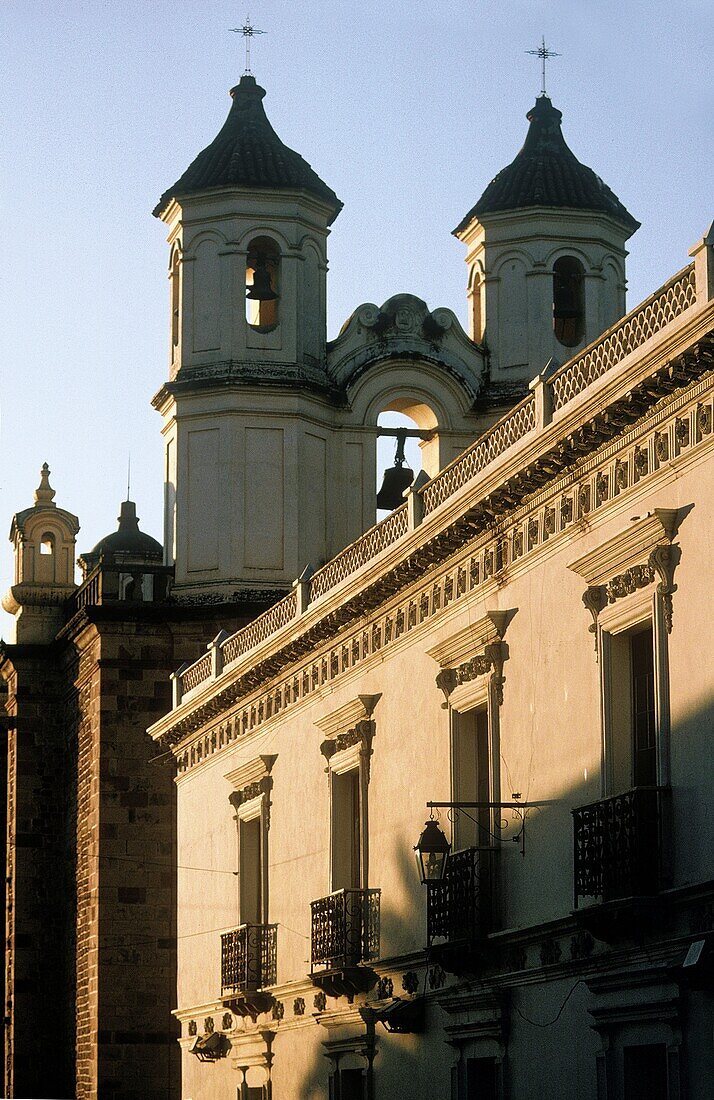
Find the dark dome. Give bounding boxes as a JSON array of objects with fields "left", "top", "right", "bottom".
[
  {"left": 153, "top": 74, "right": 342, "bottom": 221},
  {"left": 454, "top": 96, "right": 639, "bottom": 235},
  {"left": 82, "top": 501, "right": 162, "bottom": 568}
]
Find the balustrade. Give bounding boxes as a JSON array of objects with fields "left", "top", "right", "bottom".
[
  {"left": 310, "top": 888, "right": 380, "bottom": 974},
  {"left": 220, "top": 923, "right": 277, "bottom": 996},
  {"left": 572, "top": 786, "right": 666, "bottom": 906}
]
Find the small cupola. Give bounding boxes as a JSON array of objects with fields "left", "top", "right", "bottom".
[
  {"left": 2, "top": 464, "right": 79, "bottom": 643},
  {"left": 455, "top": 96, "right": 640, "bottom": 385},
  {"left": 79, "top": 500, "right": 162, "bottom": 577}
]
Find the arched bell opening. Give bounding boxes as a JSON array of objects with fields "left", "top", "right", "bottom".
[
  {"left": 553, "top": 255, "right": 586, "bottom": 348},
  {"left": 245, "top": 235, "right": 280, "bottom": 331},
  {"left": 375, "top": 398, "right": 439, "bottom": 518},
  {"left": 170, "top": 248, "right": 180, "bottom": 351}
]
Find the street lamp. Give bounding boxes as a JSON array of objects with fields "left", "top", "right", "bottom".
[{"left": 414, "top": 819, "right": 451, "bottom": 884}]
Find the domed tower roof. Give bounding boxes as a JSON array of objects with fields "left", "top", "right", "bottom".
[
  {"left": 80, "top": 500, "right": 162, "bottom": 572},
  {"left": 454, "top": 96, "right": 639, "bottom": 236},
  {"left": 153, "top": 74, "right": 343, "bottom": 221}
]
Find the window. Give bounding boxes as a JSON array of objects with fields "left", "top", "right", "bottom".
[
  {"left": 331, "top": 767, "right": 362, "bottom": 891},
  {"left": 553, "top": 256, "right": 585, "bottom": 347},
  {"left": 239, "top": 814, "right": 263, "bottom": 924},
  {"left": 170, "top": 249, "right": 180, "bottom": 348},
  {"left": 606, "top": 622, "right": 659, "bottom": 793},
  {"left": 623, "top": 1044, "right": 668, "bottom": 1100},
  {"left": 245, "top": 235, "right": 279, "bottom": 330},
  {"left": 329, "top": 1067, "right": 365, "bottom": 1100},
  {"left": 340, "top": 1069, "right": 365, "bottom": 1100},
  {"left": 631, "top": 627, "right": 656, "bottom": 787},
  {"left": 452, "top": 708, "right": 491, "bottom": 848},
  {"left": 465, "top": 1057, "right": 498, "bottom": 1100},
  {"left": 227, "top": 756, "right": 276, "bottom": 929},
  {"left": 40, "top": 533, "right": 55, "bottom": 556}
]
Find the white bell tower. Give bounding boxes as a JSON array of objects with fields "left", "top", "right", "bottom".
[
  {"left": 152, "top": 74, "right": 343, "bottom": 603},
  {"left": 454, "top": 96, "right": 639, "bottom": 385}
]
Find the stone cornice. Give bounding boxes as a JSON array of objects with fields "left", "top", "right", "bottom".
[
  {"left": 568, "top": 509, "right": 683, "bottom": 586},
  {"left": 163, "top": 378, "right": 713, "bottom": 773},
  {"left": 151, "top": 335, "right": 713, "bottom": 762}
]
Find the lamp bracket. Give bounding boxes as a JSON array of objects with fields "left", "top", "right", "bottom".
[{"left": 427, "top": 800, "right": 534, "bottom": 857}]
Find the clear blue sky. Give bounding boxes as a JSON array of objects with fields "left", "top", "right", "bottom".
[{"left": 1, "top": 1, "right": 711, "bottom": 624}]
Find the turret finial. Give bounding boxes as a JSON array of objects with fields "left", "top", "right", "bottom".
[
  {"left": 34, "top": 462, "right": 56, "bottom": 506},
  {"left": 526, "top": 36, "right": 561, "bottom": 97},
  {"left": 229, "top": 14, "right": 266, "bottom": 75}
]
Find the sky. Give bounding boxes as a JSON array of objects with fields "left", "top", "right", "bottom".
[{"left": 0, "top": 0, "right": 712, "bottom": 627}]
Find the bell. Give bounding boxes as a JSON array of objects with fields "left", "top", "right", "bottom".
[
  {"left": 376, "top": 430, "right": 414, "bottom": 511},
  {"left": 246, "top": 258, "right": 278, "bottom": 301}
]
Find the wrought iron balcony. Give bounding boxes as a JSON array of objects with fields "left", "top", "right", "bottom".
[
  {"left": 573, "top": 786, "right": 667, "bottom": 908},
  {"left": 426, "top": 846, "right": 495, "bottom": 974},
  {"left": 310, "top": 889, "right": 380, "bottom": 999},
  {"left": 220, "top": 923, "right": 277, "bottom": 1019}
]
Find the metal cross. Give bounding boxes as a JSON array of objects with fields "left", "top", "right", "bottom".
[
  {"left": 526, "top": 36, "right": 560, "bottom": 97},
  {"left": 230, "top": 15, "right": 266, "bottom": 75}
]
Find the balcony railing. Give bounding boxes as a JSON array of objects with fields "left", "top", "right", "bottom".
[
  {"left": 220, "top": 923, "right": 277, "bottom": 996},
  {"left": 427, "top": 847, "right": 494, "bottom": 967},
  {"left": 311, "top": 889, "right": 381, "bottom": 973},
  {"left": 572, "top": 786, "right": 667, "bottom": 906}
]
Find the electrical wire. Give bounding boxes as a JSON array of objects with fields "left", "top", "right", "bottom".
[{"left": 512, "top": 979, "right": 585, "bottom": 1028}]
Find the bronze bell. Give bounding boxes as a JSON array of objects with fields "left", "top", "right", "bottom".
[
  {"left": 377, "top": 430, "right": 414, "bottom": 511},
  {"left": 246, "top": 257, "right": 278, "bottom": 301}
]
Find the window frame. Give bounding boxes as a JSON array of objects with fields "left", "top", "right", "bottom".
[{"left": 598, "top": 589, "right": 671, "bottom": 797}]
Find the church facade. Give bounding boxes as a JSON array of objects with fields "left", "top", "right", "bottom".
[{"left": 3, "top": 59, "right": 713, "bottom": 1100}]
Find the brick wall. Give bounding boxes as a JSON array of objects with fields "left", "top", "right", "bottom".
[{"left": 1, "top": 648, "right": 75, "bottom": 1099}]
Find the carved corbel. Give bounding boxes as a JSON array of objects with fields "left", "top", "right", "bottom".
[
  {"left": 648, "top": 542, "right": 682, "bottom": 633},
  {"left": 356, "top": 719, "right": 376, "bottom": 784},
  {"left": 227, "top": 755, "right": 277, "bottom": 828},
  {"left": 436, "top": 668, "right": 458, "bottom": 709},
  {"left": 322, "top": 719, "right": 376, "bottom": 781},
  {"left": 484, "top": 641, "right": 506, "bottom": 706},
  {"left": 582, "top": 585, "right": 608, "bottom": 658}
]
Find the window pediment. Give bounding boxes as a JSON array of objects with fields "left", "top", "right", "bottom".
[
  {"left": 427, "top": 610, "right": 516, "bottom": 711},
  {"left": 568, "top": 508, "right": 683, "bottom": 587}
]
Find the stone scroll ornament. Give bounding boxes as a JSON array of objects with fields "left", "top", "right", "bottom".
[
  {"left": 436, "top": 642, "right": 506, "bottom": 709},
  {"left": 582, "top": 541, "right": 682, "bottom": 646}
]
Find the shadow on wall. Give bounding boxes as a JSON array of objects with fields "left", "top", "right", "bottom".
[
  {"left": 295, "top": 838, "right": 442, "bottom": 1099},
  {"left": 290, "top": 686, "right": 714, "bottom": 1099}
]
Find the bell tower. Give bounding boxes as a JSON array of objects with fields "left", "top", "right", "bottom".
[
  {"left": 2, "top": 464, "right": 79, "bottom": 643},
  {"left": 454, "top": 96, "right": 639, "bottom": 385},
  {"left": 152, "top": 73, "right": 343, "bottom": 602}
]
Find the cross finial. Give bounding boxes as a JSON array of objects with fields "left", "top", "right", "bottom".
[
  {"left": 230, "top": 14, "right": 266, "bottom": 75},
  {"left": 526, "top": 36, "right": 561, "bottom": 97}
]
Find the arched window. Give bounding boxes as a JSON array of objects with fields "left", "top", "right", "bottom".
[
  {"left": 170, "top": 250, "right": 180, "bottom": 348},
  {"left": 553, "top": 256, "right": 585, "bottom": 347},
  {"left": 40, "top": 532, "right": 55, "bottom": 556},
  {"left": 245, "top": 236, "right": 280, "bottom": 331}
]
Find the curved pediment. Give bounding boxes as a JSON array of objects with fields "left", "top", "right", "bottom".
[{"left": 327, "top": 293, "right": 486, "bottom": 403}]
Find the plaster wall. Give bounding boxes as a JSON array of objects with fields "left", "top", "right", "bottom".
[{"left": 171, "top": 424, "right": 714, "bottom": 1099}]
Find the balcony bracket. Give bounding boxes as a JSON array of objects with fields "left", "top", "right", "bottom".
[
  {"left": 220, "top": 990, "right": 275, "bottom": 1023},
  {"left": 365, "top": 997, "right": 425, "bottom": 1033},
  {"left": 573, "top": 895, "right": 669, "bottom": 945},
  {"left": 310, "top": 966, "right": 377, "bottom": 1003}
]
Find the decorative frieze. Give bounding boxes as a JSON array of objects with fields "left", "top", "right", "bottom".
[{"left": 606, "top": 563, "right": 655, "bottom": 602}]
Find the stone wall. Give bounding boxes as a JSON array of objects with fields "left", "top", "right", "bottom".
[{"left": 1, "top": 648, "right": 74, "bottom": 1099}]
